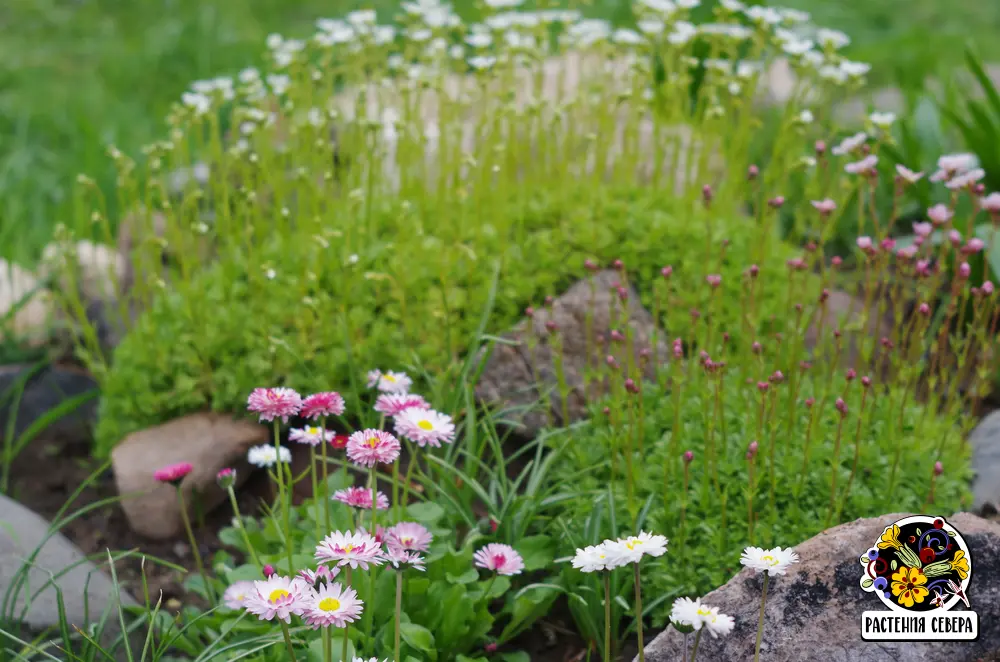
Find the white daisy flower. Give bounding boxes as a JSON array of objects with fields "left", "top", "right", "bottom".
[
  {"left": 740, "top": 546, "right": 799, "bottom": 575},
  {"left": 394, "top": 408, "right": 456, "bottom": 447},
  {"left": 670, "top": 596, "right": 704, "bottom": 629},
  {"left": 243, "top": 575, "right": 309, "bottom": 623},
  {"left": 605, "top": 532, "right": 668, "bottom": 566},
  {"left": 869, "top": 111, "right": 896, "bottom": 128},
  {"left": 366, "top": 369, "right": 413, "bottom": 393},
  {"left": 247, "top": 445, "right": 292, "bottom": 467},
  {"left": 571, "top": 544, "right": 613, "bottom": 573},
  {"left": 289, "top": 426, "right": 336, "bottom": 447},
  {"left": 816, "top": 28, "right": 850, "bottom": 50}
]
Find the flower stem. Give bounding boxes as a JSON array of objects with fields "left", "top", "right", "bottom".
[
  {"left": 753, "top": 572, "right": 770, "bottom": 662},
  {"left": 603, "top": 572, "right": 612, "bottom": 662},
  {"left": 310, "top": 446, "right": 321, "bottom": 541},
  {"left": 226, "top": 486, "right": 261, "bottom": 569},
  {"left": 280, "top": 621, "right": 299, "bottom": 662},
  {"left": 324, "top": 626, "right": 332, "bottom": 662},
  {"left": 273, "top": 420, "right": 295, "bottom": 574},
  {"left": 343, "top": 568, "right": 352, "bottom": 662},
  {"left": 176, "top": 487, "right": 215, "bottom": 603},
  {"left": 634, "top": 563, "right": 645, "bottom": 662},
  {"left": 320, "top": 417, "right": 331, "bottom": 533},
  {"left": 689, "top": 629, "right": 704, "bottom": 662},
  {"left": 395, "top": 570, "right": 403, "bottom": 662},
  {"left": 367, "top": 466, "right": 378, "bottom": 642}
]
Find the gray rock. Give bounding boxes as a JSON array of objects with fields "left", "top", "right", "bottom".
[
  {"left": 112, "top": 412, "right": 268, "bottom": 540},
  {"left": 0, "top": 364, "right": 98, "bottom": 443},
  {"left": 476, "top": 270, "right": 668, "bottom": 438},
  {"left": 970, "top": 411, "right": 1000, "bottom": 515},
  {"left": 0, "top": 494, "right": 137, "bottom": 633},
  {"left": 640, "top": 512, "right": 1000, "bottom": 662}
]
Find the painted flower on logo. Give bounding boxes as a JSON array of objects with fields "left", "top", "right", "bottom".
[
  {"left": 877, "top": 524, "right": 902, "bottom": 550},
  {"left": 891, "top": 566, "right": 929, "bottom": 608}
]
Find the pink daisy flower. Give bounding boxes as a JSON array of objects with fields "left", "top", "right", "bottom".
[
  {"left": 331, "top": 434, "right": 349, "bottom": 449},
  {"left": 315, "top": 530, "right": 385, "bottom": 570},
  {"left": 333, "top": 486, "right": 390, "bottom": 510},
  {"left": 301, "top": 392, "right": 346, "bottom": 419},
  {"left": 244, "top": 575, "right": 309, "bottom": 623},
  {"left": 222, "top": 580, "right": 256, "bottom": 610},
  {"left": 302, "top": 582, "right": 364, "bottom": 629},
  {"left": 356, "top": 526, "right": 388, "bottom": 545},
  {"left": 383, "top": 547, "right": 426, "bottom": 571},
  {"left": 298, "top": 564, "right": 340, "bottom": 587},
  {"left": 393, "top": 408, "right": 455, "bottom": 448},
  {"left": 386, "top": 522, "right": 433, "bottom": 553},
  {"left": 374, "top": 393, "right": 430, "bottom": 416},
  {"left": 153, "top": 462, "right": 193, "bottom": 486},
  {"left": 366, "top": 369, "right": 412, "bottom": 393},
  {"left": 289, "top": 425, "right": 337, "bottom": 446},
  {"left": 473, "top": 543, "right": 525, "bottom": 576},
  {"left": 345, "top": 429, "right": 401, "bottom": 467},
  {"left": 247, "top": 387, "right": 302, "bottom": 422}
]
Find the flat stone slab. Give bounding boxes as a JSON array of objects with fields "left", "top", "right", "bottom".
[{"left": 0, "top": 494, "right": 137, "bottom": 632}]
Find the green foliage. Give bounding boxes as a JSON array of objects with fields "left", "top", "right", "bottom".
[
  {"left": 94, "top": 186, "right": 801, "bottom": 454},
  {"left": 541, "top": 372, "right": 972, "bottom": 626}
]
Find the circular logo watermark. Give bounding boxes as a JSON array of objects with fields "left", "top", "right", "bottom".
[{"left": 859, "top": 515, "right": 972, "bottom": 612}]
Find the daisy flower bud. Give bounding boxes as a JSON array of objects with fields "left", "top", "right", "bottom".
[
  {"left": 963, "top": 238, "right": 985, "bottom": 254},
  {"left": 248, "top": 444, "right": 291, "bottom": 467},
  {"left": 624, "top": 378, "right": 639, "bottom": 394},
  {"left": 983, "top": 281, "right": 995, "bottom": 295},
  {"left": 831, "top": 256, "right": 842, "bottom": 268},
  {"left": 835, "top": 398, "right": 848, "bottom": 417},
  {"left": 584, "top": 258, "right": 598, "bottom": 272},
  {"left": 545, "top": 320, "right": 558, "bottom": 334},
  {"left": 740, "top": 546, "right": 799, "bottom": 575},
  {"left": 613, "top": 259, "right": 625, "bottom": 271},
  {"left": 473, "top": 543, "right": 524, "bottom": 576},
  {"left": 263, "top": 564, "right": 276, "bottom": 577},
  {"left": 153, "top": 462, "right": 192, "bottom": 487},
  {"left": 958, "top": 262, "right": 971, "bottom": 279},
  {"left": 757, "top": 381, "right": 769, "bottom": 393},
  {"left": 525, "top": 306, "right": 535, "bottom": 318},
  {"left": 918, "top": 302, "right": 931, "bottom": 316},
  {"left": 747, "top": 440, "right": 759, "bottom": 459},
  {"left": 805, "top": 398, "right": 814, "bottom": 409},
  {"left": 846, "top": 369, "right": 856, "bottom": 382},
  {"left": 747, "top": 164, "right": 759, "bottom": 180},
  {"left": 216, "top": 467, "right": 237, "bottom": 490},
  {"left": 768, "top": 196, "right": 785, "bottom": 208},
  {"left": 610, "top": 329, "right": 625, "bottom": 343},
  {"left": 748, "top": 264, "right": 759, "bottom": 278},
  {"left": 861, "top": 376, "right": 872, "bottom": 388},
  {"left": 811, "top": 199, "right": 836, "bottom": 215},
  {"left": 751, "top": 342, "right": 762, "bottom": 354},
  {"left": 544, "top": 295, "right": 554, "bottom": 307}
]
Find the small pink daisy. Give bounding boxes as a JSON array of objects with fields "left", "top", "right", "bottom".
[
  {"left": 216, "top": 467, "right": 237, "bottom": 489},
  {"left": 303, "top": 582, "right": 364, "bottom": 629},
  {"left": 366, "top": 369, "right": 413, "bottom": 393},
  {"left": 374, "top": 393, "right": 430, "bottom": 416},
  {"left": 315, "top": 530, "right": 385, "bottom": 570},
  {"left": 331, "top": 434, "right": 349, "bottom": 449},
  {"left": 345, "top": 429, "right": 401, "bottom": 467},
  {"left": 386, "top": 522, "right": 433, "bottom": 552},
  {"left": 247, "top": 387, "right": 302, "bottom": 422},
  {"left": 243, "top": 575, "right": 309, "bottom": 623},
  {"left": 222, "top": 580, "right": 256, "bottom": 609},
  {"left": 153, "top": 462, "right": 193, "bottom": 486},
  {"left": 289, "top": 425, "right": 337, "bottom": 446},
  {"left": 298, "top": 564, "right": 340, "bottom": 587},
  {"left": 301, "top": 392, "right": 346, "bottom": 419},
  {"left": 383, "top": 547, "right": 426, "bottom": 571},
  {"left": 393, "top": 408, "right": 455, "bottom": 448},
  {"left": 473, "top": 543, "right": 525, "bottom": 576},
  {"left": 333, "top": 486, "right": 389, "bottom": 510}
]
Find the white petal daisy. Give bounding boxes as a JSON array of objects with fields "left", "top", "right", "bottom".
[{"left": 740, "top": 546, "right": 799, "bottom": 575}]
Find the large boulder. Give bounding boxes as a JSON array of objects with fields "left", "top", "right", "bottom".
[
  {"left": 0, "top": 494, "right": 137, "bottom": 632},
  {"left": 970, "top": 411, "right": 1000, "bottom": 516},
  {"left": 641, "top": 512, "right": 1000, "bottom": 662},
  {"left": 476, "top": 270, "right": 668, "bottom": 438},
  {"left": 111, "top": 413, "right": 268, "bottom": 540}
]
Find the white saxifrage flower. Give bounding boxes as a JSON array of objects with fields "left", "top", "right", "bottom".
[{"left": 740, "top": 546, "right": 800, "bottom": 575}]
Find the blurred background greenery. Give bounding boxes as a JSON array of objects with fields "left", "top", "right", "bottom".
[{"left": 1, "top": 0, "right": 998, "bottom": 265}]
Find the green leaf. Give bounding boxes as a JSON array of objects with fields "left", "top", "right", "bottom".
[
  {"left": 407, "top": 501, "right": 446, "bottom": 525},
  {"left": 218, "top": 527, "right": 246, "bottom": 550},
  {"left": 307, "top": 633, "right": 355, "bottom": 662},
  {"left": 486, "top": 575, "right": 511, "bottom": 599},
  {"left": 407, "top": 577, "right": 431, "bottom": 596},
  {"left": 891, "top": 559, "right": 898, "bottom": 571},
  {"left": 500, "top": 653, "right": 530, "bottom": 662},
  {"left": 862, "top": 578, "right": 874, "bottom": 589},
  {"left": 446, "top": 568, "right": 480, "bottom": 585},
  {"left": 400, "top": 622, "right": 436, "bottom": 654},
  {"left": 515, "top": 535, "right": 555, "bottom": 571},
  {"left": 225, "top": 564, "right": 262, "bottom": 583}
]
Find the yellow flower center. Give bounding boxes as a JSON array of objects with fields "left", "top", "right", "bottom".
[
  {"left": 367, "top": 438, "right": 378, "bottom": 448},
  {"left": 626, "top": 539, "right": 642, "bottom": 550},
  {"left": 762, "top": 555, "right": 778, "bottom": 566},
  {"left": 384, "top": 374, "right": 397, "bottom": 383},
  {"left": 307, "top": 426, "right": 320, "bottom": 435},
  {"left": 697, "top": 607, "right": 712, "bottom": 616},
  {"left": 402, "top": 537, "right": 413, "bottom": 546},
  {"left": 417, "top": 419, "right": 434, "bottom": 430},
  {"left": 268, "top": 589, "right": 291, "bottom": 602},
  {"left": 343, "top": 544, "right": 354, "bottom": 553},
  {"left": 318, "top": 597, "right": 341, "bottom": 612}
]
